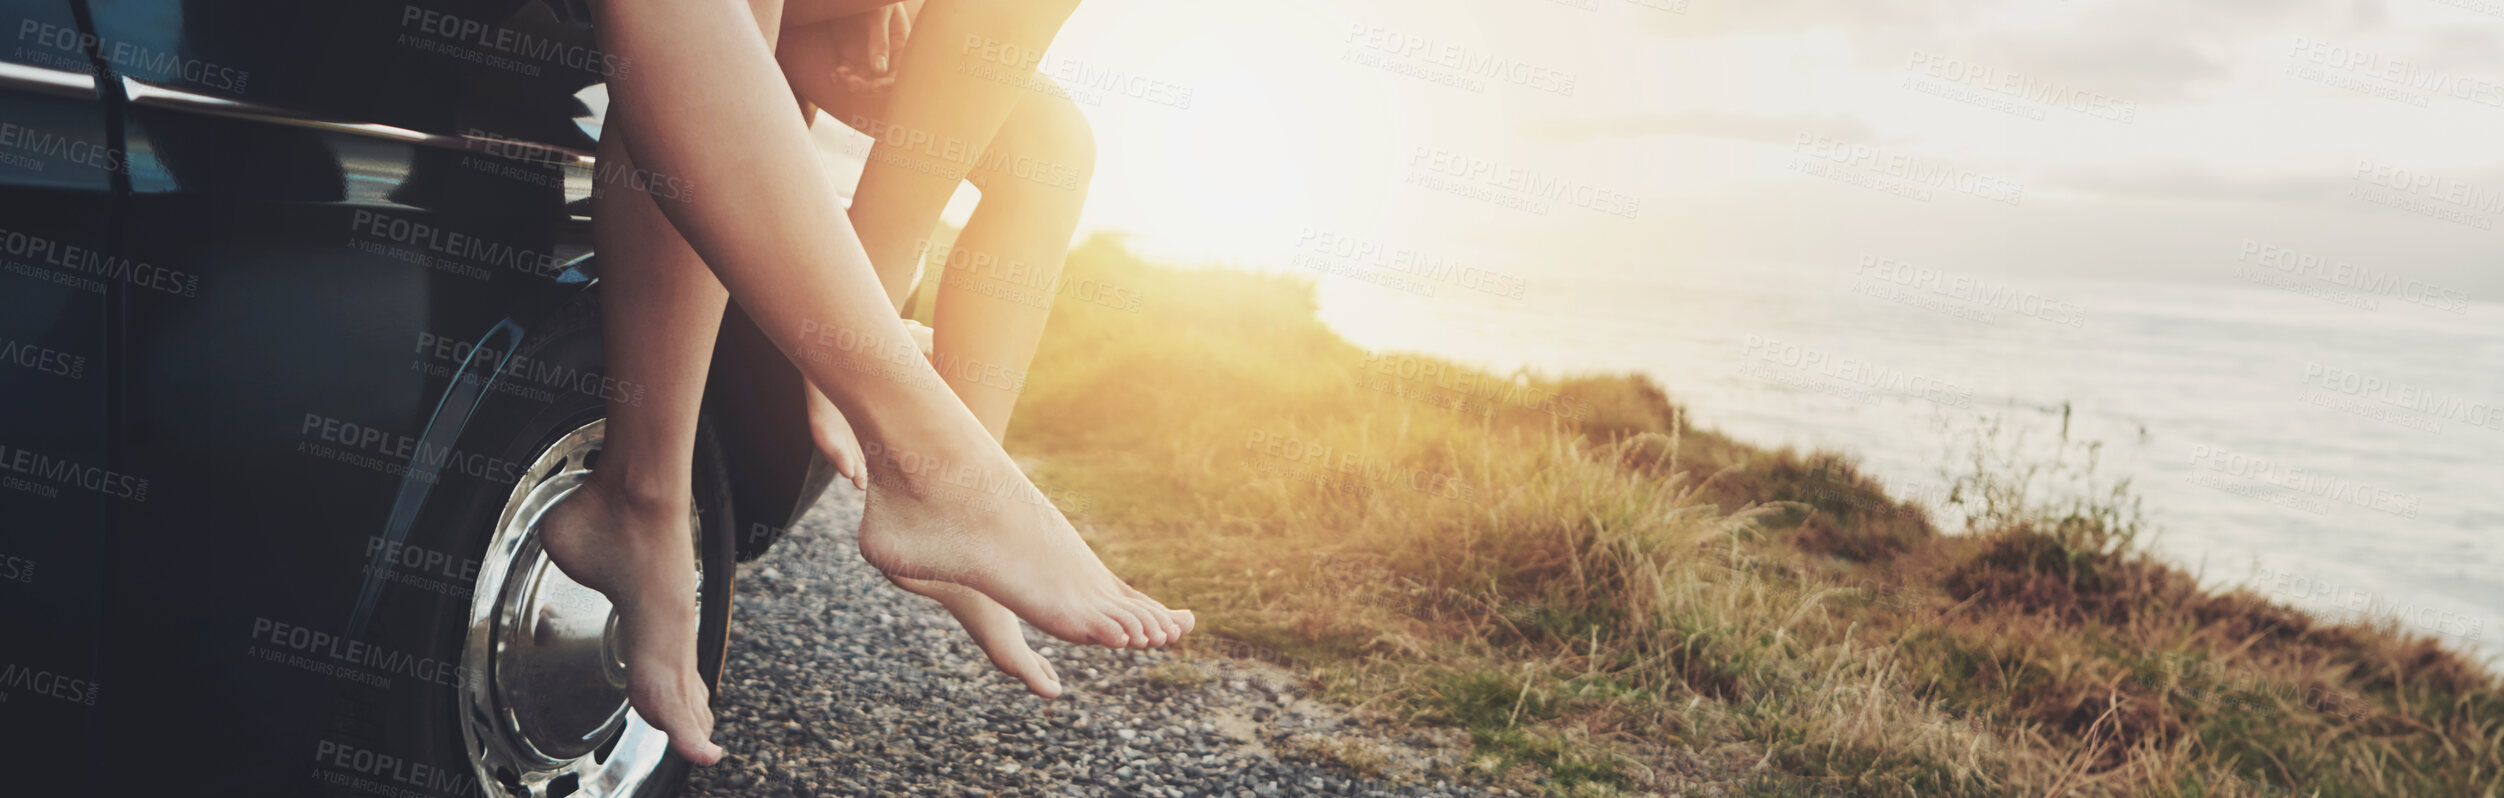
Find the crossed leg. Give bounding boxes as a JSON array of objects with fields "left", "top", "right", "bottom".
[
  {"left": 540, "top": 0, "right": 1187, "bottom": 766},
  {"left": 779, "top": 6, "right": 1107, "bottom": 698}
]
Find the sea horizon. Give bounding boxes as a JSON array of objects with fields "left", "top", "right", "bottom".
[{"left": 1301, "top": 256, "right": 2503, "bottom": 669}]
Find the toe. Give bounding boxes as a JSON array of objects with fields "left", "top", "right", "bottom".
[
  {"left": 1172, "top": 609, "right": 1196, "bottom": 637},
  {"left": 1109, "top": 608, "right": 1146, "bottom": 648},
  {"left": 1151, "top": 604, "right": 1180, "bottom": 646},
  {"left": 1025, "top": 651, "right": 1064, "bottom": 698},
  {"left": 1091, "top": 615, "right": 1131, "bottom": 649},
  {"left": 687, "top": 738, "right": 726, "bottom": 766},
  {"left": 1128, "top": 600, "right": 1170, "bottom": 647},
  {"left": 663, "top": 713, "right": 721, "bottom": 765},
  {"left": 1147, "top": 602, "right": 1182, "bottom": 642}
]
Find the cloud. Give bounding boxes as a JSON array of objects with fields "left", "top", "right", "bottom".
[
  {"left": 2039, "top": 161, "right": 2504, "bottom": 211},
  {"left": 1950, "top": 30, "right": 2229, "bottom": 104},
  {"left": 2039, "top": 166, "right": 2347, "bottom": 206},
  {"left": 1632, "top": 0, "right": 1974, "bottom": 40},
  {"left": 1532, "top": 111, "right": 1875, "bottom": 145},
  {"left": 1639, "top": 0, "right": 2370, "bottom": 105},
  {"left": 2417, "top": 25, "right": 2504, "bottom": 68},
  {"left": 2352, "top": 0, "right": 2387, "bottom": 30}
]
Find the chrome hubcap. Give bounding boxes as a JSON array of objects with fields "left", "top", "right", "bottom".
[{"left": 462, "top": 419, "right": 701, "bottom": 797}]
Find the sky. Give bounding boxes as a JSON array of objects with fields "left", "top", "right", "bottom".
[
  {"left": 911, "top": 0, "right": 2504, "bottom": 303},
  {"left": 772, "top": 0, "right": 2504, "bottom": 656}
]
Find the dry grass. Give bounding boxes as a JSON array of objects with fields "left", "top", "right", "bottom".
[{"left": 984, "top": 236, "right": 2504, "bottom": 797}]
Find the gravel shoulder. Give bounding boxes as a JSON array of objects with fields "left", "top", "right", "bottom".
[{"left": 683, "top": 485, "right": 1496, "bottom": 797}]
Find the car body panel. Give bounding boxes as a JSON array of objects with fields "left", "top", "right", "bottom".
[{"left": 0, "top": 0, "right": 828, "bottom": 791}]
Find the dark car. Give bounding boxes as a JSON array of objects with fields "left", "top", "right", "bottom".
[{"left": 0, "top": 1, "right": 836, "bottom": 795}]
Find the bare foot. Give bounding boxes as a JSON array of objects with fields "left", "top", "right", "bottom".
[
  {"left": 539, "top": 479, "right": 727, "bottom": 766},
  {"left": 857, "top": 440, "right": 1194, "bottom": 651},
  {"left": 887, "top": 575, "right": 1063, "bottom": 697},
  {"left": 806, "top": 383, "right": 867, "bottom": 491}
]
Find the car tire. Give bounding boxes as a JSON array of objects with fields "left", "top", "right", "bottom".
[{"left": 334, "top": 295, "right": 735, "bottom": 798}]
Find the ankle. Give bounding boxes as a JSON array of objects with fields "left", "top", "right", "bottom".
[
  {"left": 861, "top": 435, "right": 1023, "bottom": 505},
  {"left": 587, "top": 472, "right": 690, "bottom": 523}
]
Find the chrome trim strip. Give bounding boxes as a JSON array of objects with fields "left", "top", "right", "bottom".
[
  {"left": 0, "top": 60, "right": 100, "bottom": 98},
  {"left": 119, "top": 77, "right": 596, "bottom": 165},
  {"left": 0, "top": 62, "right": 595, "bottom": 167}
]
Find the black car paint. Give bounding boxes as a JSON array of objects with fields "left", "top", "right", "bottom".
[{"left": 0, "top": 1, "right": 817, "bottom": 793}]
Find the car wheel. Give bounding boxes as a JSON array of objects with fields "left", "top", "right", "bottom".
[{"left": 363, "top": 299, "right": 737, "bottom": 798}]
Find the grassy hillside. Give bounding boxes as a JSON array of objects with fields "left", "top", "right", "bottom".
[{"left": 967, "top": 237, "right": 2502, "bottom": 797}]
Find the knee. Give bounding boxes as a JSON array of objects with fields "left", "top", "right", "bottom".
[
  {"left": 975, "top": 94, "right": 1094, "bottom": 199},
  {"left": 1036, "top": 100, "right": 1095, "bottom": 187}
]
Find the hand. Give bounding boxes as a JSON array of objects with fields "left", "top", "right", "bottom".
[{"left": 831, "top": 3, "right": 914, "bottom": 96}]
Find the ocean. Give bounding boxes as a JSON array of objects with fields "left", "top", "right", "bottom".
[{"left": 1310, "top": 258, "right": 2503, "bottom": 667}]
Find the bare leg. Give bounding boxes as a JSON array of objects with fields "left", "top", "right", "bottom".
[
  {"left": 792, "top": 2, "right": 1096, "bottom": 444},
  {"left": 928, "top": 91, "right": 1093, "bottom": 440},
  {"left": 880, "top": 95, "right": 1110, "bottom": 700},
  {"left": 846, "top": 0, "right": 1075, "bottom": 307},
  {"left": 538, "top": 122, "right": 733, "bottom": 763},
  {"left": 588, "top": 0, "right": 1187, "bottom": 660},
  {"left": 778, "top": 12, "right": 1063, "bottom": 697},
  {"left": 782, "top": 25, "right": 1068, "bottom": 696},
  {"left": 778, "top": 12, "right": 1109, "bottom": 697}
]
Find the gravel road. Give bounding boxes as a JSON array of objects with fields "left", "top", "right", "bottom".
[{"left": 682, "top": 484, "right": 1496, "bottom": 797}]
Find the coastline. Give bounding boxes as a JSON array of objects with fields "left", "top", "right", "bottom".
[
  {"left": 993, "top": 237, "right": 2504, "bottom": 796},
  {"left": 1303, "top": 260, "right": 2504, "bottom": 671}
]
